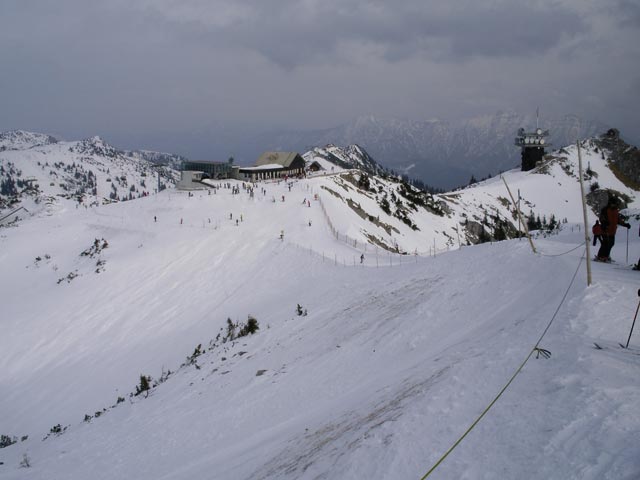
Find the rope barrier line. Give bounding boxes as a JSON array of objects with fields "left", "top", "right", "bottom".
[
  {"left": 537, "top": 243, "right": 584, "bottom": 257},
  {"left": 419, "top": 249, "right": 585, "bottom": 480}
]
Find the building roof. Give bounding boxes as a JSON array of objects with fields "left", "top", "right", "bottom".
[
  {"left": 239, "top": 164, "right": 284, "bottom": 171},
  {"left": 184, "top": 160, "right": 230, "bottom": 165},
  {"left": 255, "top": 152, "right": 302, "bottom": 168}
]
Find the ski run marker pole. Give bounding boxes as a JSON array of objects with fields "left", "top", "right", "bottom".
[
  {"left": 624, "top": 289, "right": 640, "bottom": 348},
  {"left": 626, "top": 228, "right": 629, "bottom": 265}
]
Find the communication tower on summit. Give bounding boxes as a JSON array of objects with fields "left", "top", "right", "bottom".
[{"left": 514, "top": 110, "right": 550, "bottom": 171}]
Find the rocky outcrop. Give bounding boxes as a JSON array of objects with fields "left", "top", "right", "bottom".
[{"left": 595, "top": 129, "right": 640, "bottom": 189}]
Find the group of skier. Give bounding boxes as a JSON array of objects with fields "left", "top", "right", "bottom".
[{"left": 592, "top": 196, "right": 634, "bottom": 265}]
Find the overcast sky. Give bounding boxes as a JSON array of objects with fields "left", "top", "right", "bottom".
[{"left": 1, "top": 0, "right": 638, "bottom": 154}]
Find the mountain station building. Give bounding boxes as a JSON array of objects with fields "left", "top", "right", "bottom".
[
  {"left": 177, "top": 159, "right": 237, "bottom": 190},
  {"left": 182, "top": 159, "right": 235, "bottom": 179}
]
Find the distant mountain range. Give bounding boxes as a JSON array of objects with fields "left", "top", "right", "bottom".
[
  {"left": 0, "top": 110, "right": 614, "bottom": 192},
  {"left": 253, "top": 112, "right": 610, "bottom": 188},
  {"left": 122, "top": 149, "right": 188, "bottom": 171}
]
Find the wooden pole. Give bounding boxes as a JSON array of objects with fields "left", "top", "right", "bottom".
[
  {"left": 577, "top": 141, "right": 592, "bottom": 286},
  {"left": 517, "top": 189, "right": 521, "bottom": 241},
  {"left": 501, "top": 176, "right": 536, "bottom": 254}
]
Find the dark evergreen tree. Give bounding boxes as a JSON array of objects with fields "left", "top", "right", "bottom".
[
  {"left": 380, "top": 197, "right": 391, "bottom": 215},
  {"left": 135, "top": 375, "right": 151, "bottom": 396},
  {"left": 358, "top": 173, "right": 371, "bottom": 191},
  {"left": 478, "top": 226, "right": 491, "bottom": 243},
  {"left": 1, "top": 177, "right": 17, "bottom": 196},
  {"left": 527, "top": 211, "right": 537, "bottom": 231}
]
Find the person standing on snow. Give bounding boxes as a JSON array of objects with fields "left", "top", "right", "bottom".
[
  {"left": 596, "top": 197, "right": 630, "bottom": 262},
  {"left": 591, "top": 220, "right": 602, "bottom": 247}
]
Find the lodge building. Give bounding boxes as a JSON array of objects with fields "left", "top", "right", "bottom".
[
  {"left": 238, "top": 152, "right": 306, "bottom": 182},
  {"left": 177, "top": 152, "right": 306, "bottom": 189}
]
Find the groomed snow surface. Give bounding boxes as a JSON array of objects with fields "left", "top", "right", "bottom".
[{"left": 1, "top": 177, "right": 639, "bottom": 479}]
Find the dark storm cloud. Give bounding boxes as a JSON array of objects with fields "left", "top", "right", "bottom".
[
  {"left": 615, "top": 0, "right": 640, "bottom": 27},
  {"left": 0, "top": 0, "right": 638, "bottom": 152},
  {"left": 143, "top": 1, "right": 588, "bottom": 68}
]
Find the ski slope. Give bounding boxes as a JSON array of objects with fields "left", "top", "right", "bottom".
[{"left": 1, "top": 172, "right": 639, "bottom": 479}]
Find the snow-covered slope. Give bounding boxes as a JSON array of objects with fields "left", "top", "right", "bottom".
[
  {"left": 445, "top": 132, "right": 639, "bottom": 244},
  {"left": 0, "top": 132, "right": 639, "bottom": 479},
  {"left": 0, "top": 132, "right": 179, "bottom": 221},
  {"left": 296, "top": 133, "right": 639, "bottom": 255}
]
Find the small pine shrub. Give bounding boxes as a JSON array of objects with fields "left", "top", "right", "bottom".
[
  {"left": 0, "top": 434, "right": 17, "bottom": 449},
  {"left": 186, "top": 344, "right": 204, "bottom": 365},
  {"left": 245, "top": 316, "right": 259, "bottom": 334},
  {"left": 156, "top": 368, "right": 172, "bottom": 385},
  {"left": 238, "top": 316, "right": 259, "bottom": 337},
  {"left": 226, "top": 318, "right": 237, "bottom": 341},
  {"left": 135, "top": 375, "right": 151, "bottom": 396}
]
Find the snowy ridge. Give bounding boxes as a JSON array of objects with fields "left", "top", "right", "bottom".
[
  {"left": 0, "top": 130, "right": 58, "bottom": 152},
  {"left": 303, "top": 144, "right": 385, "bottom": 176},
  {"left": 0, "top": 132, "right": 179, "bottom": 220},
  {"left": 0, "top": 132, "right": 639, "bottom": 479}
]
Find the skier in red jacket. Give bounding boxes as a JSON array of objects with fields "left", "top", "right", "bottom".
[{"left": 596, "top": 197, "right": 630, "bottom": 262}]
